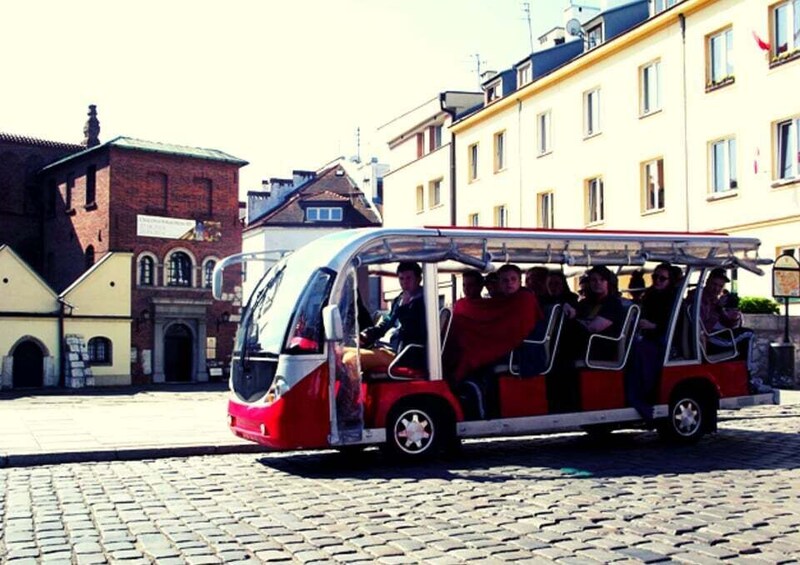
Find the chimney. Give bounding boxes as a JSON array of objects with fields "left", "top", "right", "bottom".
[{"left": 83, "top": 104, "right": 101, "bottom": 147}]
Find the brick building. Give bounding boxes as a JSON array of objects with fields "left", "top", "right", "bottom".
[
  {"left": 0, "top": 133, "right": 82, "bottom": 273},
  {"left": 0, "top": 106, "right": 247, "bottom": 386}
]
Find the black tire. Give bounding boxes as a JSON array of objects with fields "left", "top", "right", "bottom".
[
  {"left": 383, "top": 400, "right": 448, "bottom": 461},
  {"left": 658, "top": 392, "right": 711, "bottom": 443}
]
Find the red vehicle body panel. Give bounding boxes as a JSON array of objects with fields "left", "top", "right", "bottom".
[
  {"left": 228, "top": 363, "right": 331, "bottom": 450},
  {"left": 364, "top": 379, "right": 464, "bottom": 428},
  {"left": 498, "top": 375, "right": 549, "bottom": 417},
  {"left": 580, "top": 369, "right": 626, "bottom": 411},
  {"left": 658, "top": 360, "right": 749, "bottom": 401}
]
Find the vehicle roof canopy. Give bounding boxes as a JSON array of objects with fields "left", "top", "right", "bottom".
[{"left": 348, "top": 227, "right": 771, "bottom": 275}]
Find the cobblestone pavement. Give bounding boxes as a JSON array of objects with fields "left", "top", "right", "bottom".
[{"left": 2, "top": 403, "right": 799, "bottom": 564}]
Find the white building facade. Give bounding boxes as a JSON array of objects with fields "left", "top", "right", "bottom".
[{"left": 447, "top": 0, "right": 799, "bottom": 300}]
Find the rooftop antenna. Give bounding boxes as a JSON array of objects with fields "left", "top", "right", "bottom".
[
  {"left": 472, "top": 53, "right": 486, "bottom": 88},
  {"left": 522, "top": 2, "right": 534, "bottom": 53}
]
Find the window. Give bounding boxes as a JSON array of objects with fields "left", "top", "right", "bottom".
[
  {"left": 428, "top": 178, "right": 442, "bottom": 208},
  {"left": 493, "top": 205, "right": 508, "bottom": 227},
  {"left": 772, "top": 0, "right": 800, "bottom": 60},
  {"left": 203, "top": 259, "right": 216, "bottom": 289},
  {"left": 706, "top": 28, "right": 734, "bottom": 87},
  {"left": 538, "top": 192, "right": 554, "bottom": 228},
  {"left": 139, "top": 256, "right": 155, "bottom": 286},
  {"left": 65, "top": 173, "right": 75, "bottom": 211},
  {"left": 85, "top": 165, "right": 96, "bottom": 206},
  {"left": 468, "top": 213, "right": 480, "bottom": 226},
  {"left": 652, "top": 0, "right": 680, "bottom": 15},
  {"left": 586, "top": 24, "right": 603, "bottom": 48},
  {"left": 206, "top": 337, "right": 217, "bottom": 360},
  {"left": 167, "top": 251, "right": 192, "bottom": 287},
  {"left": 416, "top": 133, "right": 425, "bottom": 158},
  {"left": 85, "top": 245, "right": 95, "bottom": 269},
  {"left": 468, "top": 143, "right": 479, "bottom": 182},
  {"left": 642, "top": 158, "right": 665, "bottom": 212},
  {"left": 429, "top": 125, "right": 442, "bottom": 151},
  {"left": 537, "top": 111, "right": 552, "bottom": 155},
  {"left": 640, "top": 60, "right": 661, "bottom": 115},
  {"left": 584, "top": 88, "right": 601, "bottom": 137},
  {"left": 585, "top": 177, "right": 604, "bottom": 224},
  {"left": 306, "top": 207, "right": 343, "bottom": 221},
  {"left": 517, "top": 62, "right": 531, "bottom": 86},
  {"left": 776, "top": 116, "right": 800, "bottom": 181},
  {"left": 195, "top": 177, "right": 212, "bottom": 216},
  {"left": 87, "top": 337, "right": 112, "bottom": 365},
  {"left": 415, "top": 185, "right": 424, "bottom": 213},
  {"left": 494, "top": 131, "right": 506, "bottom": 172},
  {"left": 486, "top": 80, "right": 501, "bottom": 103},
  {"left": 710, "top": 137, "right": 737, "bottom": 193}
]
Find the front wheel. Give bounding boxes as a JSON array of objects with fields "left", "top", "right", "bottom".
[
  {"left": 383, "top": 400, "right": 447, "bottom": 460},
  {"left": 659, "top": 393, "right": 711, "bottom": 443}
]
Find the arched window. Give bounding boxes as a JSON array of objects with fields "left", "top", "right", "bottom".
[
  {"left": 203, "top": 259, "right": 216, "bottom": 289},
  {"left": 167, "top": 251, "right": 192, "bottom": 287},
  {"left": 87, "top": 337, "right": 112, "bottom": 365},
  {"left": 139, "top": 256, "right": 155, "bottom": 286},
  {"left": 85, "top": 245, "right": 95, "bottom": 269}
]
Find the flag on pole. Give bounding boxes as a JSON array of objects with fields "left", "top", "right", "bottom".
[{"left": 753, "top": 30, "right": 771, "bottom": 52}]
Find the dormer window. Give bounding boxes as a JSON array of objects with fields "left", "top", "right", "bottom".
[
  {"left": 485, "top": 80, "right": 502, "bottom": 104},
  {"left": 517, "top": 63, "right": 532, "bottom": 87},
  {"left": 307, "top": 207, "right": 342, "bottom": 222},
  {"left": 586, "top": 24, "right": 602, "bottom": 49}
]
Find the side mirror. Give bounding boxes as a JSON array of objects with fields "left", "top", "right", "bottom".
[{"left": 322, "top": 305, "right": 343, "bottom": 342}]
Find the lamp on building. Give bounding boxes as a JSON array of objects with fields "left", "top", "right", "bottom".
[
  {"left": 135, "top": 308, "right": 151, "bottom": 331},
  {"left": 216, "top": 311, "right": 231, "bottom": 332}
]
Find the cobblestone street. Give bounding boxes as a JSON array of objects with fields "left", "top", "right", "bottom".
[{"left": 2, "top": 403, "right": 799, "bottom": 564}]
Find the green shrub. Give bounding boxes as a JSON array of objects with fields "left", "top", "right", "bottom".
[{"left": 739, "top": 296, "right": 780, "bottom": 314}]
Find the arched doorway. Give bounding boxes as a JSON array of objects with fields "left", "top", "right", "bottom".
[
  {"left": 13, "top": 340, "right": 44, "bottom": 388},
  {"left": 164, "top": 323, "right": 193, "bottom": 382}
]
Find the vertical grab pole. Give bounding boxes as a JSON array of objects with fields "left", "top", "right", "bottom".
[{"left": 423, "top": 263, "right": 442, "bottom": 382}]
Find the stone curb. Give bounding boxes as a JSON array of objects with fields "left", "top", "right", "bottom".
[{"left": 0, "top": 443, "right": 268, "bottom": 469}]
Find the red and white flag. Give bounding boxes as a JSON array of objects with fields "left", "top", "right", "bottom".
[{"left": 753, "top": 30, "right": 770, "bottom": 52}]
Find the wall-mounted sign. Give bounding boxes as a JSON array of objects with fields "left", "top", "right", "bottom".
[
  {"left": 136, "top": 214, "right": 221, "bottom": 242},
  {"left": 773, "top": 253, "right": 800, "bottom": 298}
]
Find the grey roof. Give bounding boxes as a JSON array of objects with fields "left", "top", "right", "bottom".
[
  {"left": 41, "top": 135, "right": 248, "bottom": 171},
  {"left": 0, "top": 132, "right": 83, "bottom": 151}
]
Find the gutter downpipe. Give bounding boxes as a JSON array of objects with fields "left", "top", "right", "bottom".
[
  {"left": 680, "top": 13, "right": 690, "bottom": 231},
  {"left": 441, "top": 93, "right": 459, "bottom": 305},
  {"left": 57, "top": 298, "right": 67, "bottom": 387}
]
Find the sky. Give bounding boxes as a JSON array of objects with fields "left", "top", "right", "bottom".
[{"left": 1, "top": 0, "right": 572, "bottom": 194}]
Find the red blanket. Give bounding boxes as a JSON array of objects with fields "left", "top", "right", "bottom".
[{"left": 447, "top": 291, "right": 543, "bottom": 381}]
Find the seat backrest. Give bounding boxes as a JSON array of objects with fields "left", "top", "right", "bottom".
[
  {"left": 439, "top": 306, "right": 452, "bottom": 347},
  {"left": 617, "top": 303, "right": 640, "bottom": 359}
]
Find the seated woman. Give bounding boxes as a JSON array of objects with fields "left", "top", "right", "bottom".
[{"left": 563, "top": 265, "right": 625, "bottom": 360}]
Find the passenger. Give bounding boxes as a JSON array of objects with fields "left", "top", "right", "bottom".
[
  {"left": 498, "top": 263, "right": 523, "bottom": 296},
  {"left": 564, "top": 265, "right": 625, "bottom": 356},
  {"left": 341, "top": 261, "right": 427, "bottom": 390},
  {"left": 483, "top": 272, "right": 501, "bottom": 298},
  {"left": 625, "top": 269, "right": 647, "bottom": 305},
  {"left": 454, "top": 270, "right": 484, "bottom": 317},
  {"left": 545, "top": 270, "right": 579, "bottom": 309},
  {"left": 577, "top": 273, "right": 589, "bottom": 300},
  {"left": 524, "top": 266, "right": 549, "bottom": 300},
  {"left": 625, "top": 262, "right": 678, "bottom": 422},
  {"left": 447, "top": 264, "right": 543, "bottom": 419},
  {"left": 699, "top": 268, "right": 765, "bottom": 392}
]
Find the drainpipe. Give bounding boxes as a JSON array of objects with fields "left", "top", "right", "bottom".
[
  {"left": 440, "top": 93, "right": 459, "bottom": 305},
  {"left": 56, "top": 298, "right": 67, "bottom": 387},
  {"left": 680, "top": 13, "right": 690, "bottom": 231}
]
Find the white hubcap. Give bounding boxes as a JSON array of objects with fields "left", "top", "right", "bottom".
[
  {"left": 395, "top": 411, "right": 432, "bottom": 453},
  {"left": 673, "top": 400, "right": 700, "bottom": 436}
]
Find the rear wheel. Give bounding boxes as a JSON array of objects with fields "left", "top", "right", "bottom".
[
  {"left": 383, "top": 400, "right": 448, "bottom": 460},
  {"left": 659, "top": 391, "right": 712, "bottom": 443}
]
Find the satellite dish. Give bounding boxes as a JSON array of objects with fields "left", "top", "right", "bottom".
[{"left": 566, "top": 18, "right": 583, "bottom": 37}]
